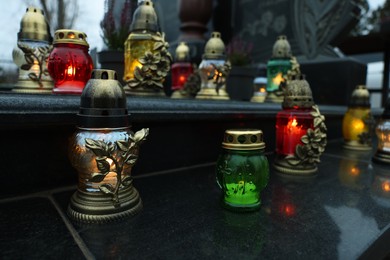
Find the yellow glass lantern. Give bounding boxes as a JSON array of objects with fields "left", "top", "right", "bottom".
[
  {"left": 196, "top": 32, "right": 231, "bottom": 100},
  {"left": 373, "top": 97, "right": 390, "bottom": 164},
  {"left": 123, "top": 0, "right": 171, "bottom": 96},
  {"left": 342, "top": 85, "right": 374, "bottom": 150}
]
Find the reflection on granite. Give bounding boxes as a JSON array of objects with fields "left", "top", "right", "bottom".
[{"left": 0, "top": 140, "right": 389, "bottom": 259}]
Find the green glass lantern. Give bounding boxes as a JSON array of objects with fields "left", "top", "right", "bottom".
[
  {"left": 266, "top": 35, "right": 292, "bottom": 102},
  {"left": 216, "top": 129, "right": 269, "bottom": 212}
]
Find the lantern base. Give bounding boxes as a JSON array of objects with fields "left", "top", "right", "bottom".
[
  {"left": 52, "top": 82, "right": 86, "bottom": 95},
  {"left": 250, "top": 93, "right": 266, "bottom": 103},
  {"left": 273, "top": 157, "right": 318, "bottom": 176},
  {"left": 343, "top": 140, "right": 372, "bottom": 151},
  {"left": 196, "top": 87, "right": 229, "bottom": 100},
  {"left": 265, "top": 92, "right": 283, "bottom": 103},
  {"left": 171, "top": 90, "right": 187, "bottom": 99},
  {"left": 12, "top": 80, "right": 53, "bottom": 94},
  {"left": 124, "top": 87, "right": 166, "bottom": 97},
  {"left": 221, "top": 199, "right": 261, "bottom": 212},
  {"left": 67, "top": 185, "right": 142, "bottom": 224},
  {"left": 372, "top": 150, "right": 390, "bottom": 165}
]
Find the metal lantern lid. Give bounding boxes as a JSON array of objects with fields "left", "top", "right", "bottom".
[
  {"left": 382, "top": 96, "right": 390, "bottom": 119},
  {"left": 175, "top": 42, "right": 190, "bottom": 62},
  {"left": 203, "top": 32, "right": 226, "bottom": 60},
  {"left": 78, "top": 69, "right": 129, "bottom": 128},
  {"left": 17, "top": 6, "right": 52, "bottom": 42},
  {"left": 272, "top": 35, "right": 292, "bottom": 59},
  {"left": 349, "top": 85, "right": 371, "bottom": 108},
  {"left": 282, "top": 74, "right": 314, "bottom": 109},
  {"left": 130, "top": 0, "right": 159, "bottom": 32},
  {"left": 222, "top": 129, "right": 265, "bottom": 151},
  {"left": 53, "top": 29, "right": 89, "bottom": 47}
]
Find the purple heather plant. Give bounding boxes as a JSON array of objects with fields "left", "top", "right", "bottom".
[
  {"left": 100, "top": 0, "right": 137, "bottom": 51},
  {"left": 226, "top": 36, "right": 254, "bottom": 66}
]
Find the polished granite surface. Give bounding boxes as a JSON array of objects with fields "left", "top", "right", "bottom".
[{"left": 1, "top": 139, "right": 389, "bottom": 259}]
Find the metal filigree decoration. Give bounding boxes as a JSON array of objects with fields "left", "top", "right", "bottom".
[
  {"left": 180, "top": 70, "right": 202, "bottom": 98},
  {"left": 358, "top": 113, "right": 375, "bottom": 145},
  {"left": 209, "top": 61, "right": 231, "bottom": 94},
  {"left": 85, "top": 128, "right": 149, "bottom": 206},
  {"left": 285, "top": 105, "right": 327, "bottom": 166},
  {"left": 17, "top": 42, "right": 52, "bottom": 87},
  {"left": 273, "top": 56, "right": 301, "bottom": 98},
  {"left": 127, "top": 33, "right": 172, "bottom": 91}
]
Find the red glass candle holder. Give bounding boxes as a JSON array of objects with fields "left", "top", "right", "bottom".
[
  {"left": 48, "top": 29, "right": 93, "bottom": 95},
  {"left": 276, "top": 108, "right": 313, "bottom": 156},
  {"left": 171, "top": 62, "right": 194, "bottom": 91},
  {"left": 273, "top": 75, "right": 327, "bottom": 176}
]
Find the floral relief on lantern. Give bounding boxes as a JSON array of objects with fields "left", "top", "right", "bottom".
[
  {"left": 85, "top": 129, "right": 148, "bottom": 206},
  {"left": 274, "top": 74, "right": 327, "bottom": 175}
]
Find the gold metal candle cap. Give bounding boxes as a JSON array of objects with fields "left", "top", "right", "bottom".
[
  {"left": 175, "top": 42, "right": 190, "bottom": 62},
  {"left": 282, "top": 74, "right": 314, "bottom": 109},
  {"left": 349, "top": 85, "right": 371, "bottom": 108},
  {"left": 18, "top": 6, "right": 52, "bottom": 42},
  {"left": 203, "top": 32, "right": 226, "bottom": 60},
  {"left": 130, "top": 0, "right": 159, "bottom": 32},
  {"left": 222, "top": 129, "right": 265, "bottom": 150},
  {"left": 78, "top": 69, "right": 128, "bottom": 128},
  {"left": 272, "top": 35, "right": 292, "bottom": 58},
  {"left": 53, "top": 29, "right": 89, "bottom": 47}
]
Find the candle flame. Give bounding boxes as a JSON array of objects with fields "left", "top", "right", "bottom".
[
  {"left": 352, "top": 119, "right": 364, "bottom": 130},
  {"left": 350, "top": 166, "right": 360, "bottom": 176},
  {"left": 67, "top": 66, "right": 75, "bottom": 77},
  {"left": 287, "top": 118, "right": 298, "bottom": 129},
  {"left": 382, "top": 182, "right": 390, "bottom": 192},
  {"left": 272, "top": 72, "right": 284, "bottom": 85}
]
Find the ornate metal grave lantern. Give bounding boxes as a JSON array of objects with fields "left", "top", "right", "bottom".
[
  {"left": 68, "top": 69, "right": 149, "bottom": 223},
  {"left": 266, "top": 35, "right": 292, "bottom": 102},
  {"left": 12, "top": 6, "right": 53, "bottom": 93},
  {"left": 273, "top": 74, "right": 327, "bottom": 175},
  {"left": 342, "top": 85, "right": 374, "bottom": 150},
  {"left": 373, "top": 97, "right": 390, "bottom": 164},
  {"left": 196, "top": 32, "right": 231, "bottom": 100},
  {"left": 123, "top": 0, "right": 171, "bottom": 96}
]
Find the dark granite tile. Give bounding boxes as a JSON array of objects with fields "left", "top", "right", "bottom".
[
  {"left": 52, "top": 154, "right": 390, "bottom": 259},
  {"left": 0, "top": 197, "right": 84, "bottom": 260}
]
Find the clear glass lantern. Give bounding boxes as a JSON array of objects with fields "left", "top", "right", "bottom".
[
  {"left": 12, "top": 6, "right": 53, "bottom": 93},
  {"left": 196, "top": 32, "right": 230, "bottom": 100},
  {"left": 373, "top": 97, "right": 390, "bottom": 164}
]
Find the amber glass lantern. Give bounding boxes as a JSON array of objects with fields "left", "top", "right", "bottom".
[
  {"left": 196, "top": 32, "right": 231, "bottom": 100},
  {"left": 373, "top": 97, "right": 390, "bottom": 164},
  {"left": 68, "top": 69, "right": 149, "bottom": 223},
  {"left": 266, "top": 35, "right": 292, "bottom": 102},
  {"left": 47, "top": 30, "right": 93, "bottom": 95},
  {"left": 12, "top": 6, "right": 53, "bottom": 93},
  {"left": 342, "top": 85, "right": 374, "bottom": 150},
  {"left": 273, "top": 75, "right": 327, "bottom": 175},
  {"left": 171, "top": 42, "right": 194, "bottom": 98},
  {"left": 124, "top": 0, "right": 171, "bottom": 96}
]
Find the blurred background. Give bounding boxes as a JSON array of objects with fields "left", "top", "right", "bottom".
[{"left": 1, "top": 0, "right": 389, "bottom": 107}]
